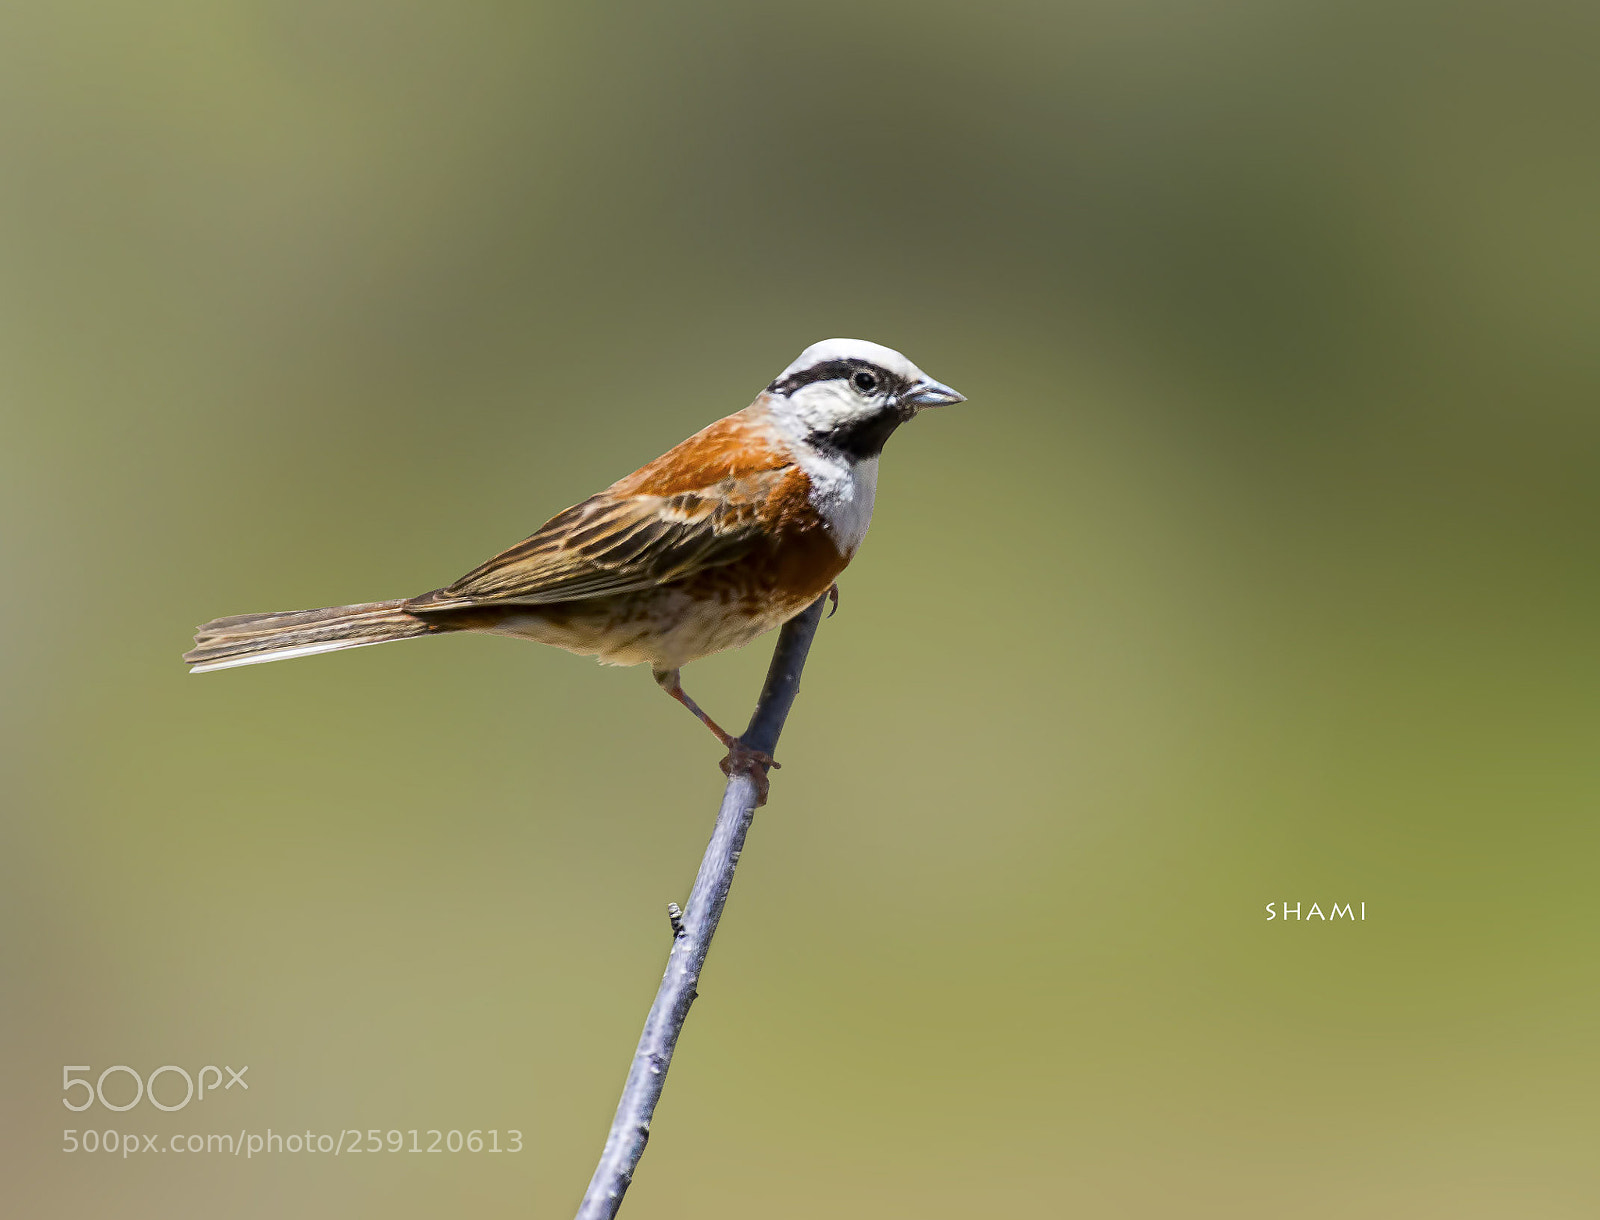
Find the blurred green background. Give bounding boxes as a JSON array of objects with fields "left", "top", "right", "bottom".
[{"left": 3, "top": 2, "right": 1597, "bottom": 1217}]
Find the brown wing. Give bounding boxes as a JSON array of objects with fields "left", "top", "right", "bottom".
[{"left": 407, "top": 407, "right": 798, "bottom": 611}]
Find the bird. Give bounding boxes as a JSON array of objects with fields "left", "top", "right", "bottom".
[{"left": 184, "top": 337, "right": 965, "bottom": 797}]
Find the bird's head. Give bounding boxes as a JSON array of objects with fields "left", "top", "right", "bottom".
[{"left": 766, "top": 338, "right": 965, "bottom": 460}]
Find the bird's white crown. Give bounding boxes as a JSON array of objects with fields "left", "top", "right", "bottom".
[{"left": 773, "top": 338, "right": 928, "bottom": 388}]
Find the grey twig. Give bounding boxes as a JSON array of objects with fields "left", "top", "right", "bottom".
[{"left": 574, "top": 594, "right": 829, "bottom": 1220}]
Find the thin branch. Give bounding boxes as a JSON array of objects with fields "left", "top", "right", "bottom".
[{"left": 574, "top": 594, "right": 829, "bottom": 1220}]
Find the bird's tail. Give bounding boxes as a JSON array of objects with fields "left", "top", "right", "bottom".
[{"left": 183, "top": 599, "right": 447, "bottom": 673}]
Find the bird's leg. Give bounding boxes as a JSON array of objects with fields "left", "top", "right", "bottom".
[
  {"left": 652, "top": 667, "right": 739, "bottom": 747},
  {"left": 652, "top": 668, "right": 779, "bottom": 803}
]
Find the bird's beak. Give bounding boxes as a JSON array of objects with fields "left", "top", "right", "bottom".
[{"left": 904, "top": 378, "right": 966, "bottom": 409}]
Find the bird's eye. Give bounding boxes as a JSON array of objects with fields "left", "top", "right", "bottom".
[{"left": 852, "top": 370, "right": 879, "bottom": 394}]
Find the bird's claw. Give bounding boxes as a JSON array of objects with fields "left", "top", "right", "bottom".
[
  {"left": 720, "top": 739, "right": 779, "bottom": 805},
  {"left": 826, "top": 583, "right": 840, "bottom": 618}
]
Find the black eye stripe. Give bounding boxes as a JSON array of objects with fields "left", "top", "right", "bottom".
[{"left": 768, "top": 358, "right": 903, "bottom": 397}]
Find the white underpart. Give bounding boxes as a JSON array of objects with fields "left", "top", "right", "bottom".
[{"left": 799, "top": 447, "right": 878, "bottom": 556}]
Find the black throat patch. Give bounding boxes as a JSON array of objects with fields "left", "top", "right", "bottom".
[{"left": 805, "top": 407, "right": 906, "bottom": 460}]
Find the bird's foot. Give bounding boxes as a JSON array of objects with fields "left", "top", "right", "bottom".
[{"left": 720, "top": 739, "right": 780, "bottom": 806}]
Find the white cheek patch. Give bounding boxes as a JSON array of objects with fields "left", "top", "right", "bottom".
[{"left": 785, "top": 382, "right": 861, "bottom": 434}]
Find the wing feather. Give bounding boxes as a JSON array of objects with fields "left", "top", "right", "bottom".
[{"left": 406, "top": 469, "right": 788, "bottom": 612}]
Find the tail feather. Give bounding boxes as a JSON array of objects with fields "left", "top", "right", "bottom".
[{"left": 184, "top": 599, "right": 446, "bottom": 673}]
